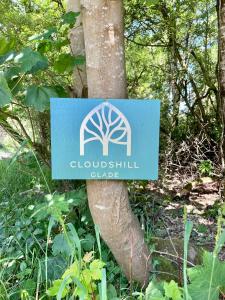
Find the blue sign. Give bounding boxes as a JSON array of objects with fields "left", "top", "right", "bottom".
[{"left": 50, "top": 99, "right": 160, "bottom": 180}]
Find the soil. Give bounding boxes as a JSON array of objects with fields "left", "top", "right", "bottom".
[{"left": 130, "top": 174, "right": 223, "bottom": 254}]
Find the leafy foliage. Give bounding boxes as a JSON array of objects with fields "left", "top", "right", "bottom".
[
  {"left": 62, "top": 11, "right": 80, "bottom": 25},
  {"left": 188, "top": 252, "right": 225, "bottom": 300},
  {"left": 0, "top": 4, "right": 84, "bottom": 163},
  {"left": 47, "top": 257, "right": 106, "bottom": 299},
  {"left": 164, "top": 281, "right": 182, "bottom": 300},
  {"left": 54, "top": 53, "right": 85, "bottom": 73},
  {"left": 14, "top": 47, "right": 48, "bottom": 73},
  {"left": 198, "top": 160, "right": 214, "bottom": 176},
  {"left": 25, "top": 85, "right": 59, "bottom": 111},
  {"left": 137, "top": 279, "right": 182, "bottom": 300},
  {"left": 0, "top": 73, "right": 12, "bottom": 106}
]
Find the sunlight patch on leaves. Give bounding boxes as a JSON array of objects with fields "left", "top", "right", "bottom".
[
  {"left": 164, "top": 280, "right": 182, "bottom": 300},
  {"left": 14, "top": 47, "right": 48, "bottom": 73},
  {"left": 0, "top": 37, "right": 15, "bottom": 55},
  {"left": 47, "top": 279, "right": 69, "bottom": 298},
  {"left": 89, "top": 259, "right": 105, "bottom": 280}
]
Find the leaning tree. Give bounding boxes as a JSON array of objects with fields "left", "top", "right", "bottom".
[{"left": 67, "top": 0, "right": 150, "bottom": 285}]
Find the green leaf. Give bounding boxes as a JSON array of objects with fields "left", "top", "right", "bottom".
[
  {"left": 82, "top": 233, "right": 95, "bottom": 252},
  {"left": 146, "top": 0, "right": 160, "bottom": 6},
  {"left": 20, "top": 279, "right": 36, "bottom": 295},
  {"left": 4, "top": 66, "right": 21, "bottom": 80},
  {"left": 62, "top": 11, "right": 80, "bottom": 25},
  {"left": 29, "top": 59, "right": 48, "bottom": 74},
  {"left": 29, "top": 27, "right": 57, "bottom": 41},
  {"left": 164, "top": 281, "right": 182, "bottom": 300},
  {"left": 89, "top": 259, "right": 105, "bottom": 280},
  {"left": 81, "top": 269, "right": 92, "bottom": 289},
  {"left": 188, "top": 251, "right": 225, "bottom": 300},
  {"left": 54, "top": 38, "right": 70, "bottom": 50},
  {"left": 67, "top": 223, "right": 82, "bottom": 262},
  {"left": 107, "top": 284, "right": 118, "bottom": 299},
  {"left": 54, "top": 85, "right": 69, "bottom": 98},
  {"left": 0, "top": 281, "right": 8, "bottom": 300},
  {"left": 40, "top": 256, "right": 67, "bottom": 281},
  {"left": 0, "top": 37, "right": 15, "bottom": 55},
  {"left": 146, "top": 280, "right": 165, "bottom": 300},
  {"left": 52, "top": 234, "right": 72, "bottom": 257},
  {"left": 54, "top": 53, "right": 85, "bottom": 73},
  {"left": 37, "top": 41, "right": 53, "bottom": 54},
  {"left": 65, "top": 189, "right": 87, "bottom": 206},
  {"left": 100, "top": 268, "right": 107, "bottom": 300},
  {"left": 183, "top": 220, "right": 193, "bottom": 300},
  {"left": 14, "top": 48, "right": 48, "bottom": 73},
  {"left": 47, "top": 279, "right": 69, "bottom": 298},
  {"left": 215, "top": 227, "right": 225, "bottom": 255},
  {"left": 62, "top": 261, "right": 79, "bottom": 280},
  {"left": 0, "top": 51, "right": 15, "bottom": 65},
  {"left": 33, "top": 193, "right": 70, "bottom": 222},
  {"left": 25, "top": 85, "right": 58, "bottom": 111},
  {"left": 0, "top": 74, "right": 12, "bottom": 107}
]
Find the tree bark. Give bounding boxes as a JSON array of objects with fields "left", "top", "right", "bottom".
[
  {"left": 67, "top": 0, "right": 88, "bottom": 98},
  {"left": 218, "top": 0, "right": 225, "bottom": 172},
  {"left": 68, "top": 0, "right": 151, "bottom": 285}
]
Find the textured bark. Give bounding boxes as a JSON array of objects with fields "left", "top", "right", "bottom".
[
  {"left": 81, "top": 0, "right": 127, "bottom": 99},
  {"left": 86, "top": 181, "right": 150, "bottom": 285},
  {"left": 67, "top": 0, "right": 88, "bottom": 98},
  {"left": 68, "top": 0, "right": 151, "bottom": 285},
  {"left": 218, "top": 0, "right": 225, "bottom": 170},
  {"left": 81, "top": 0, "right": 150, "bottom": 284}
]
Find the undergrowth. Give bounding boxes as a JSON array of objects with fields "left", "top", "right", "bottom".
[{"left": 1, "top": 154, "right": 225, "bottom": 299}]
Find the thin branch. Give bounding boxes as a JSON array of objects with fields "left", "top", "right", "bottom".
[
  {"left": 0, "top": 110, "right": 31, "bottom": 142},
  {"left": 126, "top": 37, "right": 168, "bottom": 48},
  {"left": 153, "top": 250, "right": 195, "bottom": 267}
]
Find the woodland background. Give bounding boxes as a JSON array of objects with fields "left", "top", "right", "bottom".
[{"left": 0, "top": 0, "right": 225, "bottom": 299}]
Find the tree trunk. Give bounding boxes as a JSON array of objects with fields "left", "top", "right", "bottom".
[
  {"left": 67, "top": 0, "right": 88, "bottom": 98},
  {"left": 218, "top": 0, "right": 225, "bottom": 173},
  {"left": 68, "top": 0, "right": 151, "bottom": 285}
]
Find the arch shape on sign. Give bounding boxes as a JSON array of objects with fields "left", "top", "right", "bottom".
[{"left": 80, "top": 102, "right": 131, "bottom": 156}]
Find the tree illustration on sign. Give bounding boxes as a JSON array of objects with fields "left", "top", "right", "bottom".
[{"left": 80, "top": 102, "right": 131, "bottom": 156}]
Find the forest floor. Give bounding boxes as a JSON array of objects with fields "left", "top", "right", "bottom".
[{"left": 137, "top": 174, "right": 222, "bottom": 254}]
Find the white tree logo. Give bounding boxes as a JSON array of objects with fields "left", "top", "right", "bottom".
[{"left": 80, "top": 102, "right": 131, "bottom": 156}]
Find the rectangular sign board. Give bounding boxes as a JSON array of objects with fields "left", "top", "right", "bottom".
[{"left": 50, "top": 99, "right": 160, "bottom": 180}]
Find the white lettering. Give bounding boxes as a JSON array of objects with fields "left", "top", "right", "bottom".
[
  {"left": 101, "top": 161, "right": 107, "bottom": 168},
  {"left": 115, "top": 161, "right": 122, "bottom": 168},
  {"left": 69, "top": 161, "right": 140, "bottom": 169},
  {"left": 90, "top": 171, "right": 119, "bottom": 179},
  {"left": 84, "top": 161, "right": 91, "bottom": 168},
  {"left": 93, "top": 161, "right": 99, "bottom": 168},
  {"left": 109, "top": 161, "right": 114, "bottom": 168},
  {"left": 77, "top": 162, "right": 83, "bottom": 168},
  {"left": 134, "top": 162, "right": 140, "bottom": 169},
  {"left": 70, "top": 161, "right": 76, "bottom": 168}
]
